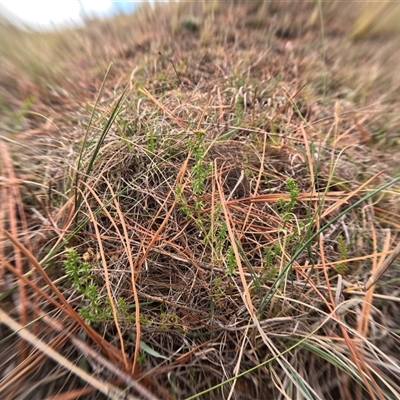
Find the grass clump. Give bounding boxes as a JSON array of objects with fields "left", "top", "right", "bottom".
[{"left": 1, "top": 2, "right": 400, "bottom": 400}]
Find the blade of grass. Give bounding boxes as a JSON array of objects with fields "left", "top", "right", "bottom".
[
  {"left": 74, "top": 62, "right": 113, "bottom": 213},
  {"left": 74, "top": 78, "right": 129, "bottom": 219}
]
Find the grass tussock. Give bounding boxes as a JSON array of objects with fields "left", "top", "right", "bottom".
[{"left": 1, "top": 1, "right": 400, "bottom": 399}]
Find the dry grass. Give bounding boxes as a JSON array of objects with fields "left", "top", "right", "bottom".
[{"left": 1, "top": 1, "right": 400, "bottom": 399}]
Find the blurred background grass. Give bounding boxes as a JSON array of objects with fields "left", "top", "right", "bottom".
[
  {"left": 352, "top": 0, "right": 400, "bottom": 38},
  {"left": 1, "top": 0, "right": 400, "bottom": 132}
]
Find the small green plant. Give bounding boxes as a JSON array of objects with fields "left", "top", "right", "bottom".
[
  {"left": 9, "top": 95, "right": 35, "bottom": 129},
  {"left": 261, "top": 245, "right": 280, "bottom": 282},
  {"left": 277, "top": 178, "right": 299, "bottom": 219},
  {"left": 215, "top": 219, "right": 227, "bottom": 253},
  {"left": 234, "top": 96, "right": 245, "bottom": 123},
  {"left": 263, "top": 243, "right": 281, "bottom": 267},
  {"left": 79, "top": 284, "right": 104, "bottom": 322},
  {"left": 261, "top": 265, "right": 278, "bottom": 283},
  {"left": 64, "top": 248, "right": 111, "bottom": 324},
  {"left": 228, "top": 75, "right": 245, "bottom": 89},
  {"left": 225, "top": 245, "right": 237, "bottom": 276},
  {"left": 180, "top": 17, "right": 200, "bottom": 33},
  {"left": 212, "top": 277, "right": 226, "bottom": 299},
  {"left": 117, "top": 297, "right": 135, "bottom": 324},
  {"left": 160, "top": 302, "right": 180, "bottom": 329},
  {"left": 139, "top": 315, "right": 152, "bottom": 325},
  {"left": 146, "top": 127, "right": 155, "bottom": 152},
  {"left": 190, "top": 131, "right": 211, "bottom": 196},
  {"left": 175, "top": 184, "right": 192, "bottom": 218},
  {"left": 137, "top": 351, "right": 147, "bottom": 366},
  {"left": 176, "top": 133, "right": 212, "bottom": 220},
  {"left": 175, "top": 132, "right": 214, "bottom": 240},
  {"left": 64, "top": 247, "right": 91, "bottom": 293}
]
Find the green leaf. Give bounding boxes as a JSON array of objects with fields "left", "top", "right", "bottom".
[{"left": 139, "top": 341, "right": 170, "bottom": 360}]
